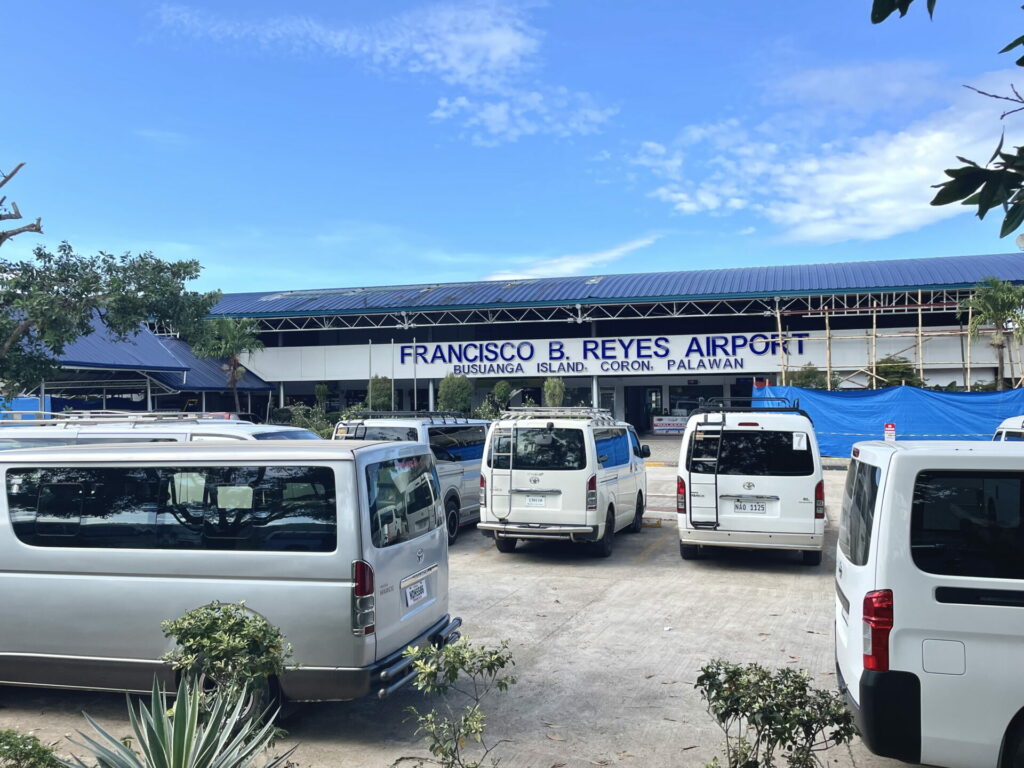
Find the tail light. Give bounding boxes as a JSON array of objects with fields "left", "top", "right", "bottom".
[
  {"left": 814, "top": 480, "right": 825, "bottom": 519},
  {"left": 676, "top": 476, "right": 686, "bottom": 514},
  {"left": 480, "top": 475, "right": 487, "bottom": 508},
  {"left": 352, "top": 560, "right": 375, "bottom": 636},
  {"left": 586, "top": 474, "right": 597, "bottom": 511},
  {"left": 862, "top": 589, "right": 893, "bottom": 672}
]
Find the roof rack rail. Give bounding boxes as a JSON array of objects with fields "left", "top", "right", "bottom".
[
  {"left": 499, "top": 407, "right": 617, "bottom": 423},
  {"left": 0, "top": 410, "right": 253, "bottom": 427},
  {"left": 340, "top": 410, "right": 471, "bottom": 424},
  {"left": 690, "top": 397, "right": 812, "bottom": 423}
]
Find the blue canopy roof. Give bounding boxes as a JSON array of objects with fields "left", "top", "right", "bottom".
[
  {"left": 60, "top": 317, "right": 187, "bottom": 372},
  {"left": 212, "top": 252, "right": 1024, "bottom": 318},
  {"left": 151, "top": 337, "right": 272, "bottom": 392}
]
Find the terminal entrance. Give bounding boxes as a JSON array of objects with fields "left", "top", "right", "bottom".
[{"left": 624, "top": 386, "right": 662, "bottom": 432}]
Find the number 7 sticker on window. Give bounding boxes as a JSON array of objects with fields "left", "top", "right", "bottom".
[{"left": 793, "top": 432, "right": 808, "bottom": 451}]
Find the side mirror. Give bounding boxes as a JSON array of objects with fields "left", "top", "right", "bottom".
[{"left": 641, "top": 445, "right": 651, "bottom": 459}]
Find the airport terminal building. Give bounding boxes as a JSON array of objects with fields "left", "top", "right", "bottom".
[{"left": 213, "top": 253, "right": 1024, "bottom": 430}]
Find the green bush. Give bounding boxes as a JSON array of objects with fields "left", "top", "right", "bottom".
[
  {"left": 491, "top": 380, "right": 512, "bottom": 409},
  {"left": 696, "top": 659, "right": 855, "bottom": 768},
  {"left": 0, "top": 729, "right": 61, "bottom": 768},
  {"left": 437, "top": 374, "right": 473, "bottom": 414},
  {"left": 268, "top": 407, "right": 292, "bottom": 425},
  {"left": 60, "top": 679, "right": 294, "bottom": 768},
  {"left": 404, "top": 638, "right": 517, "bottom": 768},
  {"left": 542, "top": 377, "right": 565, "bottom": 407},
  {"left": 367, "top": 375, "right": 394, "bottom": 410}
]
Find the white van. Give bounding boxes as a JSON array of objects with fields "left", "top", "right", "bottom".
[
  {"left": 0, "top": 441, "right": 460, "bottom": 701},
  {"left": 477, "top": 407, "right": 649, "bottom": 557},
  {"left": 993, "top": 415, "right": 1024, "bottom": 441},
  {"left": 676, "top": 402, "right": 824, "bottom": 565},
  {"left": 0, "top": 411, "right": 321, "bottom": 450},
  {"left": 835, "top": 441, "right": 1024, "bottom": 768},
  {"left": 333, "top": 412, "right": 487, "bottom": 545}
]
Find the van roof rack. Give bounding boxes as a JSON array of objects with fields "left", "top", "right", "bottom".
[
  {"left": 499, "top": 407, "right": 617, "bottom": 424},
  {"left": 0, "top": 410, "right": 253, "bottom": 427},
  {"left": 339, "top": 410, "right": 470, "bottom": 424},
  {"left": 690, "top": 397, "right": 811, "bottom": 423}
]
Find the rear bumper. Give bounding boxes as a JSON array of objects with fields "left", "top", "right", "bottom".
[
  {"left": 679, "top": 524, "right": 822, "bottom": 551},
  {"left": 836, "top": 663, "right": 921, "bottom": 763},
  {"left": 477, "top": 521, "right": 598, "bottom": 542},
  {"left": 280, "top": 614, "right": 462, "bottom": 702}
]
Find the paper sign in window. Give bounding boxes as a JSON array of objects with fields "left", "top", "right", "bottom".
[{"left": 792, "top": 432, "right": 808, "bottom": 451}]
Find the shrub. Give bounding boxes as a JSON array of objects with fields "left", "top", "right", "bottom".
[
  {"left": 404, "top": 638, "right": 517, "bottom": 768},
  {"left": 437, "top": 374, "right": 473, "bottom": 414},
  {"left": 696, "top": 659, "right": 856, "bottom": 768},
  {"left": 491, "top": 380, "right": 512, "bottom": 409},
  {"left": 0, "top": 729, "right": 61, "bottom": 768},
  {"left": 367, "top": 375, "right": 394, "bottom": 411},
  {"left": 283, "top": 403, "right": 334, "bottom": 437},
  {"left": 269, "top": 407, "right": 293, "bottom": 425},
  {"left": 60, "top": 679, "right": 295, "bottom": 768},
  {"left": 542, "top": 377, "right": 565, "bottom": 407}
]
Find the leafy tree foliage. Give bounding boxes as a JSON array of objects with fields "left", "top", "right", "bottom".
[
  {"left": 491, "top": 380, "right": 512, "bottom": 409},
  {"left": 0, "top": 243, "right": 220, "bottom": 399},
  {"left": 437, "top": 373, "right": 473, "bottom": 414},
  {"left": 961, "top": 276, "right": 1024, "bottom": 390},
  {"left": 872, "top": 0, "right": 1024, "bottom": 237},
  {"left": 367, "top": 374, "right": 394, "bottom": 410},
  {"left": 543, "top": 376, "right": 566, "bottom": 407},
  {"left": 787, "top": 364, "right": 840, "bottom": 390},
  {"left": 874, "top": 355, "right": 925, "bottom": 388},
  {"left": 192, "top": 318, "right": 265, "bottom": 412},
  {"left": 0, "top": 729, "right": 61, "bottom": 768}
]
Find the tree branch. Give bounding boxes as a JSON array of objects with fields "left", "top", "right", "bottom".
[
  {"left": 0, "top": 319, "right": 35, "bottom": 359},
  {"left": 0, "top": 200, "right": 24, "bottom": 221},
  {"left": 0, "top": 162, "right": 26, "bottom": 192},
  {"left": 0, "top": 218, "right": 43, "bottom": 247},
  {"left": 962, "top": 84, "right": 1024, "bottom": 119}
]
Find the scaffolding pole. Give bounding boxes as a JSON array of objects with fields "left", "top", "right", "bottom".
[
  {"left": 825, "top": 309, "right": 833, "bottom": 391},
  {"left": 917, "top": 290, "right": 925, "bottom": 383},
  {"left": 967, "top": 305, "right": 973, "bottom": 392},
  {"left": 871, "top": 307, "right": 878, "bottom": 389},
  {"left": 775, "top": 301, "right": 786, "bottom": 385}
]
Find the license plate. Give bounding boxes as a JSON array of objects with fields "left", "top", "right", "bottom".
[
  {"left": 734, "top": 501, "right": 766, "bottom": 514},
  {"left": 526, "top": 495, "right": 545, "bottom": 507},
  {"left": 405, "top": 579, "right": 427, "bottom": 606}
]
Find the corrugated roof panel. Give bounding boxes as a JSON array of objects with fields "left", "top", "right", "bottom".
[
  {"left": 211, "top": 253, "right": 1024, "bottom": 318},
  {"left": 150, "top": 337, "right": 271, "bottom": 392},
  {"left": 60, "top": 317, "right": 188, "bottom": 372}
]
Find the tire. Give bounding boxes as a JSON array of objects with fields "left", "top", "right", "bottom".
[
  {"left": 445, "top": 499, "right": 461, "bottom": 546},
  {"left": 802, "top": 549, "right": 823, "bottom": 567},
  {"left": 680, "top": 543, "right": 702, "bottom": 560},
  {"left": 494, "top": 536, "right": 517, "bottom": 553},
  {"left": 628, "top": 493, "right": 644, "bottom": 533},
  {"left": 1001, "top": 715, "right": 1024, "bottom": 768},
  {"left": 591, "top": 508, "right": 615, "bottom": 558}
]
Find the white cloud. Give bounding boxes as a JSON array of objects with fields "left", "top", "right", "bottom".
[
  {"left": 633, "top": 68, "right": 1014, "bottom": 243},
  {"left": 485, "top": 235, "right": 661, "bottom": 281},
  {"left": 158, "top": 2, "right": 613, "bottom": 144},
  {"left": 134, "top": 128, "right": 189, "bottom": 146},
  {"left": 628, "top": 141, "right": 684, "bottom": 180}
]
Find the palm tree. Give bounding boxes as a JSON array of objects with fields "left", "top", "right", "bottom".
[
  {"left": 961, "top": 277, "right": 1024, "bottom": 390},
  {"left": 192, "top": 318, "right": 265, "bottom": 412}
]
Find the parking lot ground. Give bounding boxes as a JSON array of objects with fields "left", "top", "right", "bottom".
[{"left": 0, "top": 468, "right": 900, "bottom": 768}]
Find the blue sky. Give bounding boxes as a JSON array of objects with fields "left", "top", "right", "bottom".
[{"left": 3, "top": 1, "right": 1023, "bottom": 292}]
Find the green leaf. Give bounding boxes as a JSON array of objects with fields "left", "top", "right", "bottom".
[
  {"left": 1000, "top": 34, "right": 1024, "bottom": 54},
  {"left": 1000, "top": 203, "right": 1024, "bottom": 237},
  {"left": 931, "top": 168, "right": 987, "bottom": 205},
  {"left": 926, "top": 0, "right": 936, "bottom": 16},
  {"left": 871, "top": 0, "right": 899, "bottom": 23}
]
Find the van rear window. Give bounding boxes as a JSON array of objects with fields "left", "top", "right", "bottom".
[
  {"left": 686, "top": 430, "right": 813, "bottom": 476},
  {"left": 839, "top": 459, "right": 880, "bottom": 566},
  {"left": 912, "top": 471, "right": 1024, "bottom": 579},
  {"left": 487, "top": 428, "right": 586, "bottom": 471},
  {"left": 6, "top": 465, "right": 337, "bottom": 551},
  {"left": 366, "top": 455, "right": 441, "bottom": 548}
]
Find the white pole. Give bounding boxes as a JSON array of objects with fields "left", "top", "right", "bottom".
[
  {"left": 592, "top": 375, "right": 599, "bottom": 408},
  {"left": 146, "top": 378, "right": 152, "bottom": 411},
  {"left": 278, "top": 382, "right": 285, "bottom": 408},
  {"left": 247, "top": 391, "right": 252, "bottom": 413},
  {"left": 367, "top": 340, "right": 373, "bottom": 409},
  {"left": 428, "top": 378, "right": 434, "bottom": 411},
  {"left": 39, "top": 380, "right": 45, "bottom": 412},
  {"left": 202, "top": 391, "right": 207, "bottom": 411},
  {"left": 102, "top": 388, "right": 107, "bottom": 409},
  {"left": 391, "top": 338, "right": 396, "bottom": 410},
  {"left": 413, "top": 336, "right": 418, "bottom": 411}
]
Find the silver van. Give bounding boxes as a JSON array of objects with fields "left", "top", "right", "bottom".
[
  {"left": 334, "top": 412, "right": 487, "bottom": 545},
  {"left": 0, "top": 441, "right": 460, "bottom": 701}
]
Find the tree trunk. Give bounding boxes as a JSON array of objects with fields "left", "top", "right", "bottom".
[
  {"left": 997, "top": 345, "right": 1006, "bottom": 391},
  {"left": 233, "top": 381, "right": 241, "bottom": 413}
]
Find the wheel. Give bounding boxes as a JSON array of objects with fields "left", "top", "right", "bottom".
[
  {"left": 628, "top": 493, "right": 644, "bottom": 533},
  {"left": 802, "top": 549, "right": 822, "bottom": 566},
  {"left": 445, "top": 499, "right": 461, "bottom": 545},
  {"left": 1001, "top": 716, "right": 1024, "bottom": 768},
  {"left": 494, "top": 535, "right": 517, "bottom": 553},
  {"left": 591, "top": 508, "right": 615, "bottom": 558},
  {"left": 680, "top": 542, "right": 702, "bottom": 560}
]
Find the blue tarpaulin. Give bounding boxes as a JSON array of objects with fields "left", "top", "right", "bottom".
[{"left": 753, "top": 385, "right": 1024, "bottom": 458}]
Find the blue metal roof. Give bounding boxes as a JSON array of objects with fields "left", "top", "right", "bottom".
[
  {"left": 151, "top": 337, "right": 272, "bottom": 392},
  {"left": 60, "top": 317, "right": 188, "bottom": 372},
  {"left": 211, "top": 252, "right": 1024, "bottom": 318}
]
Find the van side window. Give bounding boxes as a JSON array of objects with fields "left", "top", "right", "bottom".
[
  {"left": 486, "top": 428, "right": 512, "bottom": 470},
  {"left": 1002, "top": 430, "right": 1024, "bottom": 442},
  {"left": 838, "top": 460, "right": 880, "bottom": 566},
  {"left": 628, "top": 430, "right": 643, "bottom": 458},
  {"left": 6, "top": 466, "right": 337, "bottom": 552},
  {"left": 594, "top": 428, "right": 629, "bottom": 468},
  {"left": 911, "top": 471, "right": 1024, "bottom": 579},
  {"left": 366, "top": 455, "right": 441, "bottom": 548}
]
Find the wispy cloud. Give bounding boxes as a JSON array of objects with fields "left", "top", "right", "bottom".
[
  {"left": 134, "top": 128, "right": 190, "bottom": 146},
  {"left": 157, "top": 2, "right": 614, "bottom": 144},
  {"left": 485, "top": 235, "right": 661, "bottom": 280},
  {"left": 629, "top": 66, "right": 1011, "bottom": 243}
]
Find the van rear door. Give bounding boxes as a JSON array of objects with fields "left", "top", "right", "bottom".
[
  {"left": 362, "top": 451, "right": 448, "bottom": 660},
  {"left": 495, "top": 425, "right": 590, "bottom": 525}
]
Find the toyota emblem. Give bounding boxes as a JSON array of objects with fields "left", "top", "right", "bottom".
[
  {"left": 743, "top": 481, "right": 755, "bottom": 490},
  {"left": 416, "top": 548, "right": 424, "bottom": 562},
  {"left": 529, "top": 475, "right": 541, "bottom": 485}
]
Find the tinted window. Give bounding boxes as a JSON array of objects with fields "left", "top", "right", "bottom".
[
  {"left": 838, "top": 459, "right": 880, "bottom": 566},
  {"left": 0, "top": 437, "right": 78, "bottom": 451},
  {"left": 911, "top": 471, "right": 1024, "bottom": 579},
  {"left": 513, "top": 428, "right": 586, "bottom": 471},
  {"left": 428, "top": 426, "right": 486, "bottom": 462},
  {"left": 686, "top": 430, "right": 814, "bottom": 476},
  {"left": 7, "top": 465, "right": 336, "bottom": 551},
  {"left": 366, "top": 455, "right": 441, "bottom": 548},
  {"left": 628, "top": 430, "right": 643, "bottom": 458},
  {"left": 487, "top": 428, "right": 512, "bottom": 470},
  {"left": 1001, "top": 430, "right": 1024, "bottom": 442},
  {"left": 594, "top": 428, "right": 629, "bottom": 468},
  {"left": 252, "top": 429, "right": 322, "bottom": 440},
  {"left": 359, "top": 426, "right": 419, "bottom": 442}
]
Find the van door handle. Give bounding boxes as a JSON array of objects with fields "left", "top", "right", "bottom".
[
  {"left": 401, "top": 564, "right": 439, "bottom": 588},
  {"left": 511, "top": 488, "right": 561, "bottom": 495}
]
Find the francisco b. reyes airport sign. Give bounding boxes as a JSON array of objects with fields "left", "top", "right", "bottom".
[{"left": 395, "top": 333, "right": 812, "bottom": 377}]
